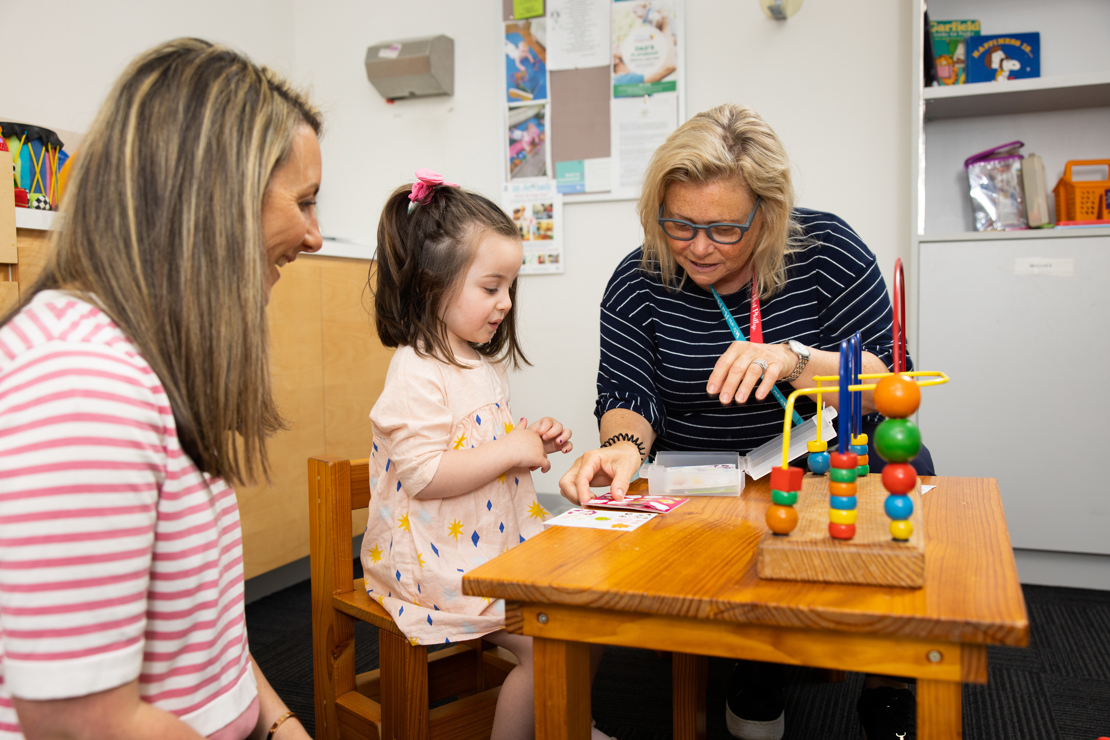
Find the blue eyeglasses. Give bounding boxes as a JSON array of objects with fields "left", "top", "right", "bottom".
[{"left": 657, "top": 196, "right": 762, "bottom": 245}]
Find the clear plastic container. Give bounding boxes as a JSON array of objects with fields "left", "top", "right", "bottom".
[{"left": 642, "top": 451, "right": 744, "bottom": 496}]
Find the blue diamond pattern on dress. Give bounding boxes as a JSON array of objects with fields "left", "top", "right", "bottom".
[
  {"left": 386, "top": 458, "right": 391, "bottom": 472},
  {"left": 373, "top": 442, "right": 378, "bottom": 452},
  {"left": 399, "top": 606, "right": 403, "bottom": 615},
  {"left": 427, "top": 615, "right": 433, "bottom": 625},
  {"left": 499, "top": 522, "right": 505, "bottom": 533},
  {"left": 430, "top": 542, "right": 439, "bottom": 556},
  {"left": 417, "top": 583, "right": 421, "bottom": 594},
  {"left": 515, "top": 477, "right": 519, "bottom": 485},
  {"left": 486, "top": 500, "right": 492, "bottom": 511},
  {"left": 476, "top": 414, "right": 482, "bottom": 425},
  {"left": 471, "top": 530, "right": 480, "bottom": 546},
  {"left": 520, "top": 534, "right": 525, "bottom": 543},
  {"left": 395, "top": 570, "right": 401, "bottom": 581},
  {"left": 396, "top": 481, "right": 401, "bottom": 491}
]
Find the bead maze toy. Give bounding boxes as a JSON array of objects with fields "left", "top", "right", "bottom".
[{"left": 757, "top": 260, "right": 949, "bottom": 588}]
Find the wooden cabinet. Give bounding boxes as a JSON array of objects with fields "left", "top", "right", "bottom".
[{"left": 910, "top": 1, "right": 1110, "bottom": 557}]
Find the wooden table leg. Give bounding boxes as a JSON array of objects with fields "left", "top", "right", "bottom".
[
  {"left": 534, "top": 637, "right": 592, "bottom": 740},
  {"left": 917, "top": 679, "right": 962, "bottom": 740},
  {"left": 673, "top": 653, "right": 707, "bottom": 740}
]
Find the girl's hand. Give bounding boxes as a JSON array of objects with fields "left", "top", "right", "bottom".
[
  {"left": 524, "top": 416, "right": 574, "bottom": 455},
  {"left": 506, "top": 420, "right": 550, "bottom": 473}
]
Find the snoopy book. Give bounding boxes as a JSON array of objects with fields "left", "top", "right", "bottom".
[{"left": 966, "top": 33, "right": 1040, "bottom": 83}]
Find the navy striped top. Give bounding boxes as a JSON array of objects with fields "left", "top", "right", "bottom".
[{"left": 595, "top": 208, "right": 908, "bottom": 456}]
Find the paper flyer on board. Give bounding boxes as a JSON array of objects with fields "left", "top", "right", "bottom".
[
  {"left": 610, "top": 92, "right": 678, "bottom": 196},
  {"left": 611, "top": 0, "right": 679, "bottom": 97},
  {"left": 547, "top": 0, "right": 610, "bottom": 70},
  {"left": 503, "top": 179, "right": 564, "bottom": 274}
]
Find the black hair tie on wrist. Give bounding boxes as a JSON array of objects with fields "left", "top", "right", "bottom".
[{"left": 601, "top": 432, "right": 646, "bottom": 459}]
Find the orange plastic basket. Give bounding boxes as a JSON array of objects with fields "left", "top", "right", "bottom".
[{"left": 1053, "top": 159, "right": 1110, "bottom": 222}]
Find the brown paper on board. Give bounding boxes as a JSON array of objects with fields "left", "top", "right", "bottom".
[{"left": 550, "top": 67, "right": 610, "bottom": 164}]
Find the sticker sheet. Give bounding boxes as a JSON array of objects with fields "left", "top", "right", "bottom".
[
  {"left": 544, "top": 508, "right": 656, "bottom": 531},
  {"left": 584, "top": 493, "right": 688, "bottom": 513}
]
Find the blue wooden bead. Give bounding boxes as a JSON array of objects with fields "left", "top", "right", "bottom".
[
  {"left": 884, "top": 493, "right": 914, "bottom": 520},
  {"left": 808, "top": 451, "right": 831, "bottom": 475},
  {"left": 829, "top": 495, "right": 857, "bottom": 510},
  {"left": 851, "top": 443, "right": 868, "bottom": 457}
]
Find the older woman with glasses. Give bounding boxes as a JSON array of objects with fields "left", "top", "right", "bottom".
[{"left": 559, "top": 103, "right": 929, "bottom": 740}]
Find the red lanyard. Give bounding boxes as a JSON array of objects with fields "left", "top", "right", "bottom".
[{"left": 748, "top": 272, "right": 763, "bottom": 344}]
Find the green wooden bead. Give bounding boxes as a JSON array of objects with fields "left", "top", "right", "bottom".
[
  {"left": 874, "top": 418, "right": 922, "bottom": 463},
  {"left": 857, "top": 464, "right": 870, "bottom": 476},
  {"left": 772, "top": 489, "right": 798, "bottom": 506},
  {"left": 829, "top": 467, "right": 857, "bottom": 483}
]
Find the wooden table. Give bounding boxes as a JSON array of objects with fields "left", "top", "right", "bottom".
[{"left": 462, "top": 476, "right": 1028, "bottom": 740}]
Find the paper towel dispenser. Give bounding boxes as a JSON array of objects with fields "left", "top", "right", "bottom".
[{"left": 365, "top": 35, "right": 454, "bottom": 101}]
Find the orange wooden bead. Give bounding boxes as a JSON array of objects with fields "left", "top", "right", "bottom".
[
  {"left": 766, "top": 504, "right": 799, "bottom": 535},
  {"left": 828, "top": 481, "right": 857, "bottom": 497},
  {"left": 874, "top": 374, "right": 921, "bottom": 419}
]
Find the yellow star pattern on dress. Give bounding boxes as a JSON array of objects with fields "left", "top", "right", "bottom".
[
  {"left": 417, "top": 552, "right": 426, "bottom": 568},
  {"left": 368, "top": 543, "right": 383, "bottom": 563},
  {"left": 448, "top": 518, "right": 464, "bottom": 542},
  {"left": 504, "top": 420, "right": 514, "bottom": 434},
  {"left": 497, "top": 473, "right": 507, "bottom": 485},
  {"left": 410, "top": 636, "right": 419, "bottom": 646},
  {"left": 453, "top": 433, "right": 467, "bottom": 450},
  {"left": 398, "top": 512, "right": 410, "bottom": 531},
  {"left": 378, "top": 594, "right": 386, "bottom": 606},
  {"left": 527, "top": 501, "right": 548, "bottom": 520}
]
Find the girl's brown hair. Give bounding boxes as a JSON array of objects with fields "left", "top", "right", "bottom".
[
  {"left": 1, "top": 38, "right": 322, "bottom": 486},
  {"left": 637, "top": 103, "right": 804, "bottom": 298},
  {"left": 371, "top": 184, "right": 529, "bottom": 369}
]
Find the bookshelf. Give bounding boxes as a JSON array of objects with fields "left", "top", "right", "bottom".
[{"left": 910, "top": 0, "right": 1110, "bottom": 570}]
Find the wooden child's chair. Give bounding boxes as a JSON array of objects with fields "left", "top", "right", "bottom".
[{"left": 308, "top": 455, "right": 517, "bottom": 740}]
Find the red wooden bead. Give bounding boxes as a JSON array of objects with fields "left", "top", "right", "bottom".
[
  {"left": 770, "top": 465, "right": 804, "bottom": 492},
  {"left": 830, "top": 451, "right": 858, "bottom": 469},
  {"left": 882, "top": 463, "right": 917, "bottom": 494},
  {"left": 828, "top": 481, "right": 857, "bottom": 497},
  {"left": 766, "top": 504, "right": 799, "bottom": 535},
  {"left": 828, "top": 522, "right": 856, "bottom": 539}
]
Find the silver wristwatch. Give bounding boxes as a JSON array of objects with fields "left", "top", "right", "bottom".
[{"left": 784, "top": 340, "right": 810, "bottom": 382}]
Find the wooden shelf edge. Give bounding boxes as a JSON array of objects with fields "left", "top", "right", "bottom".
[{"left": 923, "top": 70, "right": 1110, "bottom": 120}]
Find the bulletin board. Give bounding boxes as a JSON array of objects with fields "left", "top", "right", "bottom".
[{"left": 499, "top": 0, "right": 686, "bottom": 273}]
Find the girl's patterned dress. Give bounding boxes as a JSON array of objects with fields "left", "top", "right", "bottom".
[{"left": 360, "top": 345, "right": 547, "bottom": 644}]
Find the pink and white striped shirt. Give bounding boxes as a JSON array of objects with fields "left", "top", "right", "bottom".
[{"left": 0, "top": 291, "right": 258, "bottom": 739}]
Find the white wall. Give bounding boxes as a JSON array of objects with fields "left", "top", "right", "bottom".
[
  {"left": 2, "top": 0, "right": 911, "bottom": 498},
  {"left": 0, "top": 0, "right": 295, "bottom": 134}
]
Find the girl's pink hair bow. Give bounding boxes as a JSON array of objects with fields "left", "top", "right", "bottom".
[{"left": 408, "top": 168, "right": 459, "bottom": 214}]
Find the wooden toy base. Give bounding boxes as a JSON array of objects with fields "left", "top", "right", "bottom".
[{"left": 757, "top": 474, "right": 925, "bottom": 588}]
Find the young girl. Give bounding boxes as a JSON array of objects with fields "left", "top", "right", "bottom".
[{"left": 363, "top": 170, "right": 606, "bottom": 740}]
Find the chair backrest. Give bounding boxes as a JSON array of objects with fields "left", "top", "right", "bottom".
[{"left": 308, "top": 456, "right": 371, "bottom": 598}]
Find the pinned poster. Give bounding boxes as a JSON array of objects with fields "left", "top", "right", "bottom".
[
  {"left": 503, "top": 179, "right": 564, "bottom": 275},
  {"left": 611, "top": 92, "right": 678, "bottom": 196},
  {"left": 547, "top": 0, "right": 609, "bottom": 70},
  {"left": 612, "top": 0, "right": 679, "bottom": 97}
]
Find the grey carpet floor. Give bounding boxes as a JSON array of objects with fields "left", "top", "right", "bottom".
[{"left": 246, "top": 580, "right": 1110, "bottom": 739}]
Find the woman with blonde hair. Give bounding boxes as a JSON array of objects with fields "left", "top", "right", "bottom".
[
  {"left": 0, "top": 39, "right": 322, "bottom": 740},
  {"left": 560, "top": 103, "right": 930, "bottom": 740}
]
